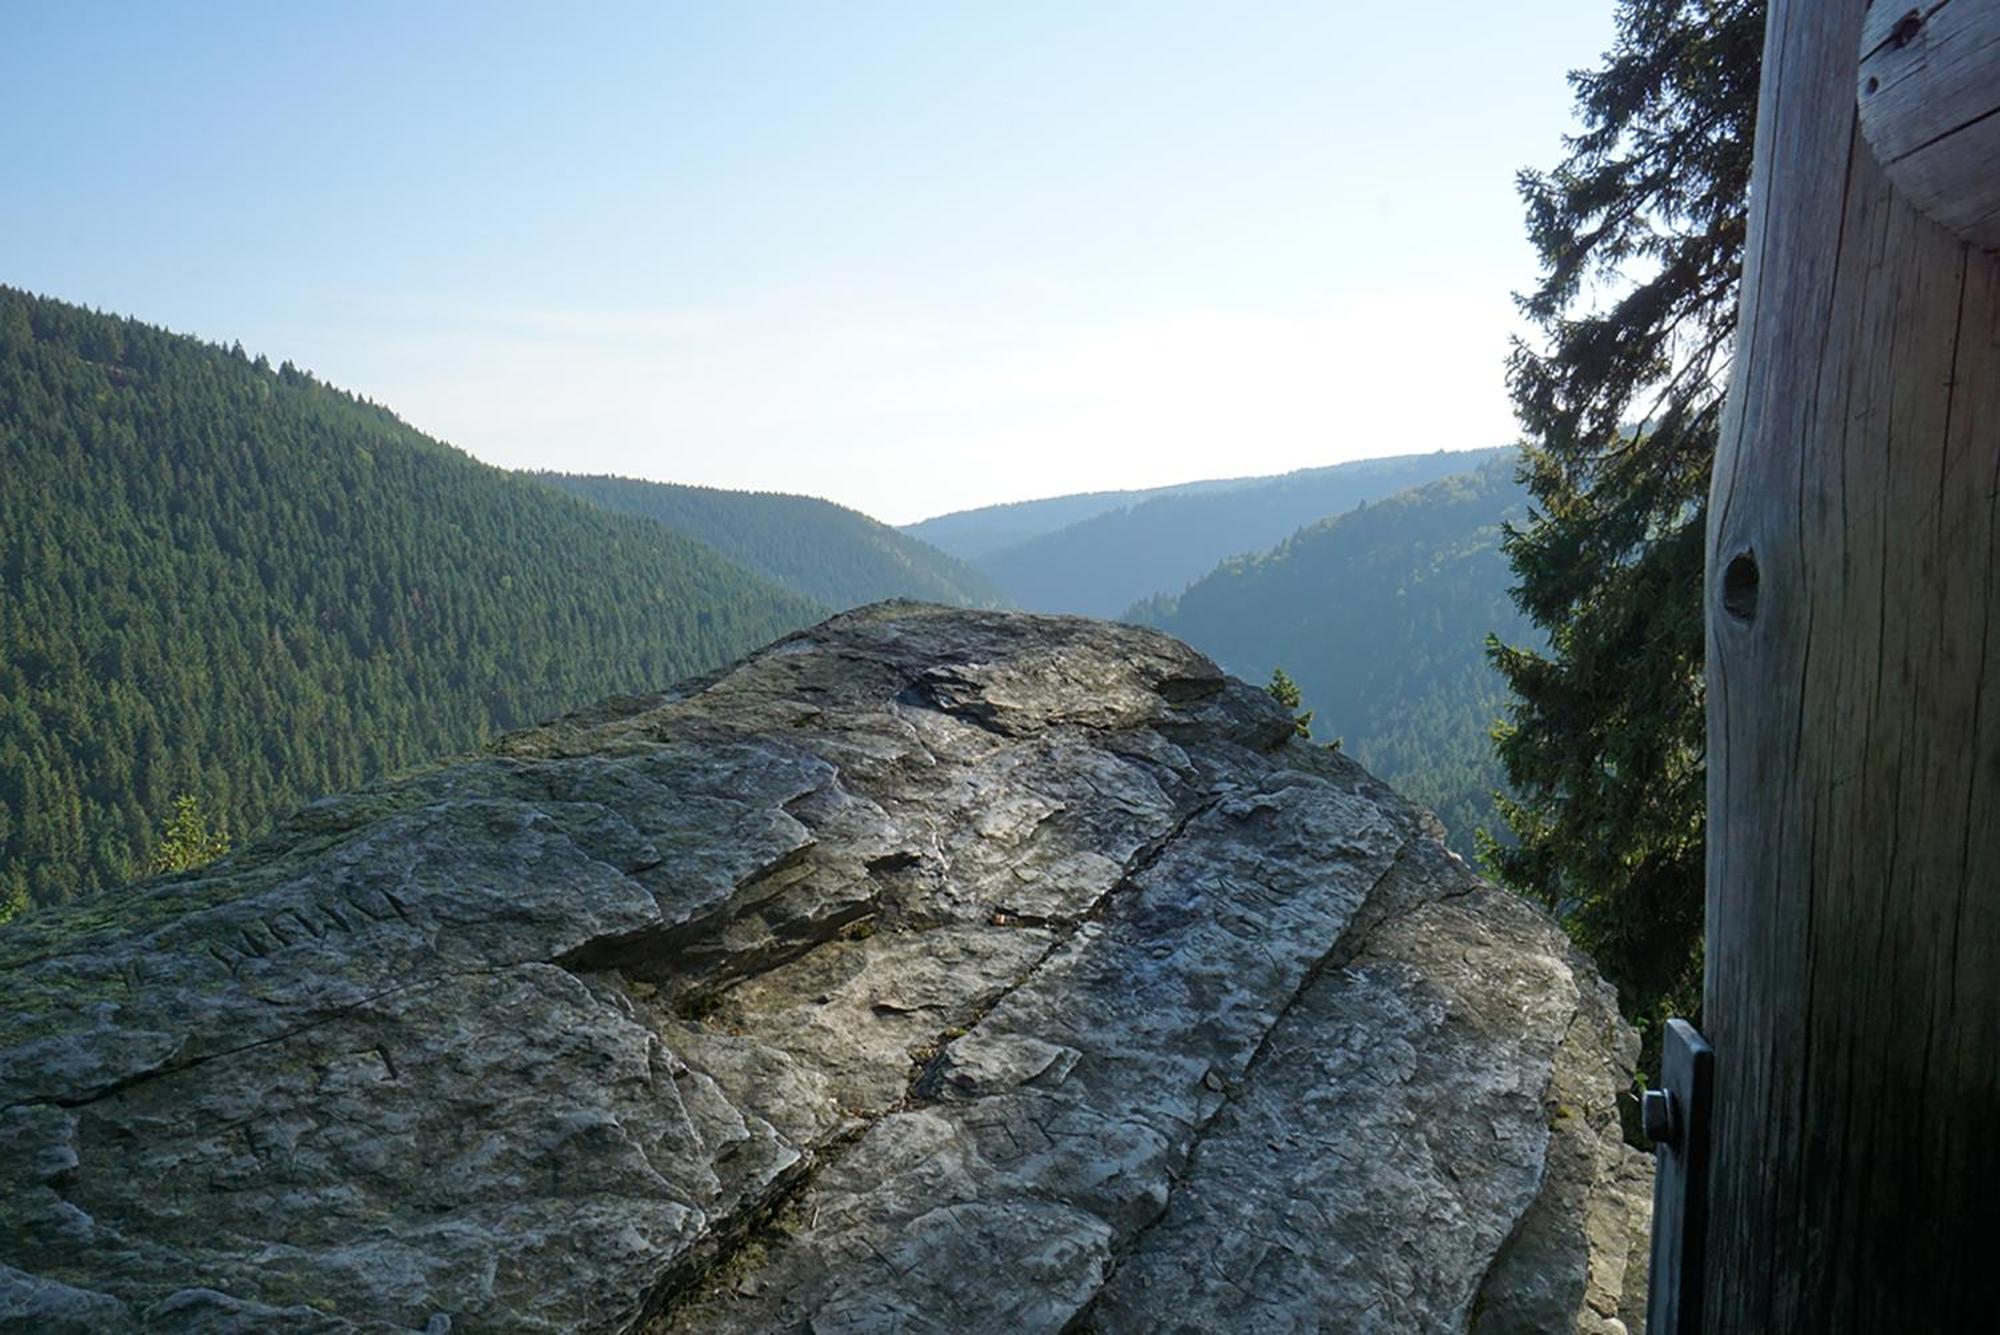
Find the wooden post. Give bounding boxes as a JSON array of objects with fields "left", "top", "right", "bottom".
[{"left": 1705, "top": 0, "right": 2000, "bottom": 1328}]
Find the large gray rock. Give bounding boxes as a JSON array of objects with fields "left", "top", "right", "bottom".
[{"left": 0, "top": 604, "right": 1650, "bottom": 1332}]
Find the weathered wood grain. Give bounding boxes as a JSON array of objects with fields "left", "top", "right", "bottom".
[
  {"left": 1706, "top": 0, "right": 2000, "bottom": 1327},
  {"left": 1857, "top": 0, "right": 2000, "bottom": 248}
]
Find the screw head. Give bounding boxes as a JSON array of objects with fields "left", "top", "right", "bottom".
[{"left": 1642, "top": 1088, "right": 1679, "bottom": 1148}]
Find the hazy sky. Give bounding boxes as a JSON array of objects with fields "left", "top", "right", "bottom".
[{"left": 3, "top": 1, "right": 1614, "bottom": 524}]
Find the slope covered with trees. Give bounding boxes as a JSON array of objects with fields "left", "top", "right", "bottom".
[
  {"left": 538, "top": 473, "right": 1005, "bottom": 611},
  {"left": 901, "top": 477, "right": 1247, "bottom": 562},
  {"left": 1131, "top": 456, "right": 1531, "bottom": 856},
  {"left": 0, "top": 287, "right": 822, "bottom": 917},
  {"left": 973, "top": 449, "right": 1511, "bottom": 619}
]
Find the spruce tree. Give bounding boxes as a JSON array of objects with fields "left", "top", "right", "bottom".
[
  {"left": 150, "top": 794, "right": 229, "bottom": 874},
  {"left": 1266, "top": 668, "right": 1314, "bottom": 739},
  {"left": 1486, "top": 0, "right": 1763, "bottom": 1052}
]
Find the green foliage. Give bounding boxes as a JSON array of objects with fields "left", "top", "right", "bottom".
[
  {"left": 1265, "top": 668, "right": 1314, "bottom": 738},
  {"left": 150, "top": 794, "right": 229, "bottom": 874},
  {"left": 540, "top": 473, "right": 1006, "bottom": 611},
  {"left": 1487, "top": 0, "right": 1761, "bottom": 1047},
  {"left": 0, "top": 286, "right": 822, "bottom": 910},
  {"left": 906, "top": 484, "right": 1229, "bottom": 562},
  {"left": 968, "top": 449, "right": 1513, "bottom": 618},
  {"left": 1135, "top": 458, "right": 1531, "bottom": 858}
]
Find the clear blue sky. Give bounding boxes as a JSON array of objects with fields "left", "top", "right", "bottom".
[{"left": 2, "top": 1, "right": 1615, "bottom": 523}]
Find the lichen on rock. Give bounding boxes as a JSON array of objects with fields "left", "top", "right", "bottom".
[{"left": 0, "top": 603, "right": 1649, "bottom": 1333}]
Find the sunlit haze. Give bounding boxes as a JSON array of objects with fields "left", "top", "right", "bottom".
[{"left": 2, "top": 1, "right": 1615, "bottom": 523}]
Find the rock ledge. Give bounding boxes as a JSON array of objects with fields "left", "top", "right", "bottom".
[{"left": 0, "top": 604, "right": 1649, "bottom": 1333}]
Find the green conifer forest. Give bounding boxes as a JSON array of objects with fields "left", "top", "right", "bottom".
[
  {"left": 1131, "top": 457, "right": 1531, "bottom": 857},
  {"left": 0, "top": 287, "right": 821, "bottom": 915},
  {"left": 538, "top": 472, "right": 1004, "bottom": 611}
]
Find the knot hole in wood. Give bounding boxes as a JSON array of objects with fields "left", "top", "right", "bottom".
[{"left": 1722, "top": 549, "right": 1760, "bottom": 623}]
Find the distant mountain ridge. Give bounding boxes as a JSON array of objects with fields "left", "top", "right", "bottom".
[
  {"left": 1131, "top": 454, "right": 1531, "bottom": 854},
  {"left": 0, "top": 287, "right": 822, "bottom": 912},
  {"left": 929, "top": 449, "right": 1511, "bottom": 619},
  {"left": 537, "top": 473, "right": 1005, "bottom": 611},
  {"left": 901, "top": 477, "right": 1252, "bottom": 562}
]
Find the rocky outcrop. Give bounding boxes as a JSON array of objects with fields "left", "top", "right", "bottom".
[{"left": 0, "top": 604, "right": 1650, "bottom": 1332}]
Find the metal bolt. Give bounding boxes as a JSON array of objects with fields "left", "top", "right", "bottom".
[{"left": 1643, "top": 1087, "right": 1679, "bottom": 1149}]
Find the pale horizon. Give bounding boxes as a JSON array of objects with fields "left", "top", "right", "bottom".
[{"left": 2, "top": 0, "right": 1615, "bottom": 524}]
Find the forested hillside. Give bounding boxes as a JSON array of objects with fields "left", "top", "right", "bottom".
[
  {"left": 538, "top": 473, "right": 1004, "bottom": 610},
  {"left": 1130, "top": 456, "right": 1531, "bottom": 854},
  {"left": 971, "top": 449, "right": 1511, "bottom": 618},
  {"left": 0, "top": 287, "right": 822, "bottom": 915},
  {"left": 901, "top": 477, "right": 1244, "bottom": 562}
]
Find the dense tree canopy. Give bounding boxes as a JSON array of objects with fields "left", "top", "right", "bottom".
[
  {"left": 903, "top": 482, "right": 1230, "bottom": 563},
  {"left": 1134, "top": 457, "right": 1532, "bottom": 857},
  {"left": 0, "top": 288, "right": 821, "bottom": 915},
  {"left": 539, "top": 473, "right": 1004, "bottom": 611},
  {"left": 1487, "top": 0, "right": 1762, "bottom": 1045},
  {"left": 976, "top": 449, "right": 1510, "bottom": 619}
]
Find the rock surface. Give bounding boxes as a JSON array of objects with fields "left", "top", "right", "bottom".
[{"left": 0, "top": 604, "right": 1650, "bottom": 1332}]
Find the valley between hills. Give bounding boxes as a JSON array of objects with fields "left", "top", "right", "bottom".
[
  {"left": 0, "top": 285, "right": 1527, "bottom": 917},
  {"left": 0, "top": 285, "right": 1653, "bottom": 1334}
]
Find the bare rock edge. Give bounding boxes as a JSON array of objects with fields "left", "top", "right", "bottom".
[{"left": 0, "top": 604, "right": 1650, "bottom": 1333}]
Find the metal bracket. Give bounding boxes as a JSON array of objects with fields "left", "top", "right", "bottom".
[{"left": 1645, "top": 1018, "right": 1713, "bottom": 1335}]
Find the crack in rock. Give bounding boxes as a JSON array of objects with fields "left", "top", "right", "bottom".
[{"left": 0, "top": 605, "right": 1649, "bottom": 1334}]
